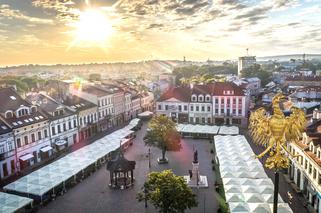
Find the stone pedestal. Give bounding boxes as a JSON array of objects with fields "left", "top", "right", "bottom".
[{"left": 184, "top": 162, "right": 208, "bottom": 188}]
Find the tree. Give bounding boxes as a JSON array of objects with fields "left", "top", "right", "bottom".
[
  {"left": 240, "top": 64, "right": 272, "bottom": 86},
  {"left": 137, "top": 170, "right": 198, "bottom": 213},
  {"left": 144, "top": 115, "right": 181, "bottom": 163},
  {"left": 88, "top": 73, "right": 101, "bottom": 81}
]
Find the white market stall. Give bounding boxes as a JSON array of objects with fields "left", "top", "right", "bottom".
[
  {"left": 4, "top": 118, "right": 141, "bottom": 203},
  {"left": 0, "top": 192, "right": 33, "bottom": 213},
  {"left": 214, "top": 135, "right": 293, "bottom": 213}
]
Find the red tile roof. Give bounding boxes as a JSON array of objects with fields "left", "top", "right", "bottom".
[{"left": 158, "top": 82, "right": 246, "bottom": 102}]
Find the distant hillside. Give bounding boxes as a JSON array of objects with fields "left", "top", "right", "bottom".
[
  {"left": 0, "top": 60, "right": 183, "bottom": 79},
  {"left": 257, "top": 54, "right": 321, "bottom": 61}
]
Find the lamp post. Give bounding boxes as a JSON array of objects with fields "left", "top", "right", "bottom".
[
  {"left": 144, "top": 183, "right": 148, "bottom": 208},
  {"left": 249, "top": 93, "right": 306, "bottom": 213},
  {"left": 148, "top": 148, "right": 151, "bottom": 169}
]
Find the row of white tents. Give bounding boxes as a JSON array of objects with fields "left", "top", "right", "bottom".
[
  {"left": 1, "top": 118, "right": 141, "bottom": 212},
  {"left": 0, "top": 192, "right": 33, "bottom": 213},
  {"left": 176, "top": 124, "right": 239, "bottom": 135},
  {"left": 214, "top": 135, "right": 293, "bottom": 213}
]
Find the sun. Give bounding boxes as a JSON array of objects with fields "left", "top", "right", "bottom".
[{"left": 70, "top": 9, "right": 113, "bottom": 47}]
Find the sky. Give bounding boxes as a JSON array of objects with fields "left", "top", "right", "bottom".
[{"left": 0, "top": 0, "right": 321, "bottom": 66}]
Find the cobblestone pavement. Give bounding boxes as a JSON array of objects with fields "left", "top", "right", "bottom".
[
  {"left": 243, "top": 132, "right": 308, "bottom": 213},
  {"left": 39, "top": 121, "right": 217, "bottom": 213}
]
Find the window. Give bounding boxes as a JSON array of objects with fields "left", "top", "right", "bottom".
[
  {"left": 227, "top": 98, "right": 230, "bottom": 104},
  {"left": 319, "top": 173, "right": 321, "bottom": 185},
  {"left": 58, "top": 125, "right": 61, "bottom": 133},
  {"left": 305, "top": 159, "right": 308, "bottom": 169},
  {"left": 207, "top": 117, "right": 211, "bottom": 124},
  {"left": 80, "top": 118, "right": 83, "bottom": 125},
  {"left": 7, "top": 142, "right": 13, "bottom": 151},
  {"left": 73, "top": 120, "right": 77, "bottom": 127},
  {"left": 24, "top": 136, "right": 28, "bottom": 145},
  {"left": 221, "top": 109, "right": 224, "bottom": 114},
  {"left": 201, "top": 106, "right": 205, "bottom": 112},
  {"left": 59, "top": 110, "right": 63, "bottom": 115},
  {"left": 221, "top": 98, "right": 225, "bottom": 104},
  {"left": 17, "top": 138, "right": 22, "bottom": 148},
  {"left": 201, "top": 117, "right": 205, "bottom": 124},
  {"left": 165, "top": 105, "right": 169, "bottom": 110},
  {"left": 196, "top": 106, "right": 199, "bottom": 111},
  {"left": 238, "top": 109, "right": 242, "bottom": 115},
  {"left": 215, "top": 98, "right": 218, "bottom": 104},
  {"left": 189, "top": 117, "right": 193, "bottom": 123},
  {"left": 0, "top": 145, "right": 5, "bottom": 154},
  {"left": 178, "top": 105, "right": 182, "bottom": 111},
  {"left": 207, "top": 106, "right": 211, "bottom": 112},
  {"left": 52, "top": 126, "right": 56, "bottom": 135},
  {"left": 31, "top": 134, "right": 35, "bottom": 142},
  {"left": 239, "top": 98, "right": 242, "bottom": 104},
  {"left": 44, "top": 129, "right": 48, "bottom": 138},
  {"left": 190, "top": 106, "right": 194, "bottom": 111},
  {"left": 184, "top": 105, "right": 187, "bottom": 111},
  {"left": 198, "top": 95, "right": 203, "bottom": 102},
  {"left": 206, "top": 95, "right": 211, "bottom": 102},
  {"left": 158, "top": 105, "right": 162, "bottom": 110},
  {"left": 313, "top": 168, "right": 317, "bottom": 179},
  {"left": 215, "top": 109, "right": 218, "bottom": 114},
  {"left": 69, "top": 121, "right": 72, "bottom": 129},
  {"left": 195, "top": 117, "right": 200, "bottom": 124},
  {"left": 38, "top": 131, "right": 42, "bottom": 140},
  {"left": 233, "top": 109, "right": 236, "bottom": 115},
  {"left": 309, "top": 163, "right": 312, "bottom": 174}
]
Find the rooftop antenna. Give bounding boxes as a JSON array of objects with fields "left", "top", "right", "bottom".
[
  {"left": 303, "top": 53, "right": 306, "bottom": 64},
  {"left": 246, "top": 48, "right": 249, "bottom": 56}
]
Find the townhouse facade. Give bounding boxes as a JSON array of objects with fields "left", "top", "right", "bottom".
[
  {"left": 156, "top": 83, "right": 249, "bottom": 126},
  {"left": 62, "top": 95, "right": 98, "bottom": 143},
  {"left": 70, "top": 85, "right": 114, "bottom": 131},
  {"left": 26, "top": 93, "right": 79, "bottom": 151},
  {"left": 0, "top": 88, "right": 51, "bottom": 173},
  {"left": 288, "top": 117, "right": 321, "bottom": 213},
  {"left": 0, "top": 121, "right": 14, "bottom": 180}
]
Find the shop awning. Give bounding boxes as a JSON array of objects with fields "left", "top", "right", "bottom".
[
  {"left": 55, "top": 140, "right": 67, "bottom": 146},
  {"left": 40, "top": 146, "right": 53, "bottom": 152},
  {"left": 19, "top": 154, "right": 34, "bottom": 161}
]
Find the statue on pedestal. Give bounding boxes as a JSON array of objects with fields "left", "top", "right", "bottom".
[{"left": 193, "top": 150, "right": 198, "bottom": 164}]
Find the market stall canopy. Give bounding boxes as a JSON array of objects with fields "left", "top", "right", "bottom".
[{"left": 0, "top": 192, "right": 33, "bottom": 213}]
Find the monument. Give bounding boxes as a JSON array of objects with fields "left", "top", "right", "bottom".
[{"left": 184, "top": 150, "right": 208, "bottom": 188}]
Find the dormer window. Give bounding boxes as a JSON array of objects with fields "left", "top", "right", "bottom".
[
  {"left": 191, "top": 95, "right": 197, "bottom": 102},
  {"left": 5, "top": 110, "right": 13, "bottom": 118},
  {"left": 205, "top": 95, "right": 211, "bottom": 102},
  {"left": 31, "top": 106, "right": 37, "bottom": 113},
  {"left": 17, "top": 108, "right": 28, "bottom": 117},
  {"left": 198, "top": 95, "right": 204, "bottom": 102}
]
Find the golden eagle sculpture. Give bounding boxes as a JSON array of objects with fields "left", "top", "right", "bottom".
[{"left": 249, "top": 93, "right": 306, "bottom": 170}]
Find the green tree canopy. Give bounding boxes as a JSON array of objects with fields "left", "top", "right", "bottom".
[
  {"left": 137, "top": 170, "right": 198, "bottom": 213},
  {"left": 240, "top": 64, "right": 272, "bottom": 86},
  {"left": 144, "top": 115, "right": 181, "bottom": 163}
]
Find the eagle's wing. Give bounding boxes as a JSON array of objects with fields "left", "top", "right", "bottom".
[
  {"left": 249, "top": 107, "right": 271, "bottom": 147},
  {"left": 284, "top": 107, "right": 306, "bottom": 142}
]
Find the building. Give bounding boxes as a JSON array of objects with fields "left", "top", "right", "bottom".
[
  {"left": 140, "top": 92, "right": 154, "bottom": 112},
  {"left": 0, "top": 88, "right": 51, "bottom": 172},
  {"left": 70, "top": 85, "right": 114, "bottom": 131},
  {"left": 26, "top": 93, "right": 78, "bottom": 151},
  {"left": 238, "top": 56, "right": 256, "bottom": 76},
  {"left": 62, "top": 95, "right": 98, "bottom": 143},
  {"left": 0, "top": 120, "right": 14, "bottom": 180},
  {"left": 285, "top": 75, "right": 321, "bottom": 87},
  {"left": 156, "top": 82, "right": 249, "bottom": 126},
  {"left": 288, "top": 116, "right": 321, "bottom": 212}
]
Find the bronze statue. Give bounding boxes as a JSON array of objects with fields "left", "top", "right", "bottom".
[{"left": 193, "top": 150, "right": 198, "bottom": 163}]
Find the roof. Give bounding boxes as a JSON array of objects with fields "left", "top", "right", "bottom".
[
  {"left": 0, "top": 88, "right": 30, "bottom": 113},
  {"left": 0, "top": 120, "right": 11, "bottom": 135},
  {"left": 158, "top": 82, "right": 246, "bottom": 102},
  {"left": 158, "top": 86, "right": 191, "bottom": 102},
  {"left": 286, "top": 75, "right": 321, "bottom": 81},
  {"left": 26, "top": 93, "right": 74, "bottom": 119},
  {"left": 81, "top": 86, "right": 112, "bottom": 97},
  {"left": 62, "top": 95, "right": 97, "bottom": 112},
  {"left": 106, "top": 151, "right": 136, "bottom": 172}
]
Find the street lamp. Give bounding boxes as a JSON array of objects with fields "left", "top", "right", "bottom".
[
  {"left": 249, "top": 93, "right": 306, "bottom": 213},
  {"left": 144, "top": 183, "right": 148, "bottom": 208},
  {"left": 148, "top": 148, "right": 151, "bottom": 169}
]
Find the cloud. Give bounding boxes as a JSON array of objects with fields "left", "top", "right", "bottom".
[
  {"left": 32, "top": 0, "right": 79, "bottom": 23},
  {"left": 0, "top": 4, "right": 53, "bottom": 24}
]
